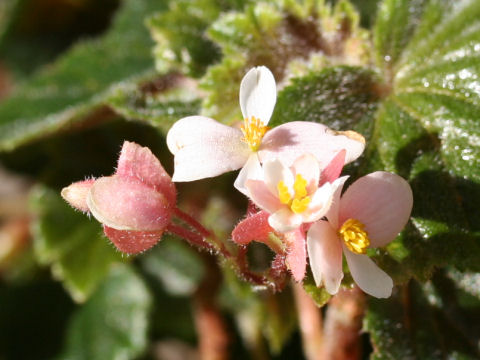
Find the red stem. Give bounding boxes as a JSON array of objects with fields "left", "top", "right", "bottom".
[
  {"left": 173, "top": 207, "right": 211, "bottom": 238},
  {"left": 172, "top": 207, "right": 286, "bottom": 290},
  {"left": 166, "top": 223, "right": 215, "bottom": 251}
]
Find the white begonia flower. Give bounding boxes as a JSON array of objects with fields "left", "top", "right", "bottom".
[
  {"left": 307, "top": 172, "right": 413, "bottom": 298},
  {"left": 167, "top": 66, "right": 365, "bottom": 194}
]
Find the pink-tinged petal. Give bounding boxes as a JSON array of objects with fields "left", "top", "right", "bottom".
[
  {"left": 167, "top": 116, "right": 250, "bottom": 181},
  {"left": 319, "top": 149, "right": 346, "bottom": 186},
  {"left": 302, "top": 181, "right": 333, "bottom": 223},
  {"left": 231, "top": 211, "right": 279, "bottom": 251},
  {"left": 343, "top": 245, "right": 393, "bottom": 298},
  {"left": 263, "top": 158, "right": 294, "bottom": 197},
  {"left": 285, "top": 228, "right": 307, "bottom": 282},
  {"left": 116, "top": 141, "right": 176, "bottom": 204},
  {"left": 104, "top": 226, "right": 163, "bottom": 254},
  {"left": 326, "top": 176, "right": 349, "bottom": 229},
  {"left": 234, "top": 153, "right": 263, "bottom": 196},
  {"left": 339, "top": 172, "right": 413, "bottom": 247},
  {"left": 307, "top": 220, "right": 343, "bottom": 295},
  {"left": 239, "top": 66, "right": 277, "bottom": 125},
  {"left": 268, "top": 207, "right": 303, "bottom": 233},
  {"left": 259, "top": 122, "right": 365, "bottom": 168},
  {"left": 61, "top": 179, "right": 95, "bottom": 212},
  {"left": 291, "top": 153, "right": 320, "bottom": 194},
  {"left": 245, "top": 180, "right": 282, "bottom": 214},
  {"left": 87, "top": 176, "right": 172, "bottom": 231}
]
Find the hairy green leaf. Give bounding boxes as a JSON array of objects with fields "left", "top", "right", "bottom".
[
  {"left": 30, "top": 185, "right": 122, "bottom": 302},
  {"left": 201, "top": 0, "right": 371, "bottom": 122},
  {"left": 270, "top": 66, "right": 380, "bottom": 137},
  {"left": 370, "top": 0, "right": 480, "bottom": 281},
  {"left": 365, "top": 274, "right": 480, "bottom": 359},
  {"left": 105, "top": 72, "right": 202, "bottom": 133},
  {"left": 58, "top": 264, "right": 152, "bottom": 360},
  {"left": 140, "top": 235, "right": 205, "bottom": 296},
  {"left": 0, "top": 0, "right": 165, "bottom": 152}
]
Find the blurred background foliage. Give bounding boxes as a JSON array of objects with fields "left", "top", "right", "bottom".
[{"left": 1, "top": 0, "right": 480, "bottom": 359}]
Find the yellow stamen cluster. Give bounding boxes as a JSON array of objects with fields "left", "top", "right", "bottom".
[
  {"left": 241, "top": 116, "right": 269, "bottom": 151},
  {"left": 277, "top": 174, "right": 311, "bottom": 214},
  {"left": 339, "top": 218, "right": 370, "bottom": 254}
]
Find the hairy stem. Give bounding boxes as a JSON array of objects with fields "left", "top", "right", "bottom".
[
  {"left": 321, "top": 287, "right": 366, "bottom": 360},
  {"left": 166, "top": 223, "right": 215, "bottom": 251},
  {"left": 293, "top": 282, "right": 324, "bottom": 360},
  {"left": 173, "top": 207, "right": 282, "bottom": 289},
  {"left": 194, "top": 254, "right": 230, "bottom": 360}
]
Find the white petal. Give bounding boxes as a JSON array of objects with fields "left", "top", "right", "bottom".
[
  {"left": 263, "top": 158, "right": 294, "bottom": 198},
  {"left": 245, "top": 180, "right": 282, "bottom": 214},
  {"left": 268, "top": 207, "right": 303, "bottom": 233},
  {"left": 166, "top": 116, "right": 250, "bottom": 181},
  {"left": 302, "top": 182, "right": 333, "bottom": 223},
  {"left": 291, "top": 153, "right": 320, "bottom": 194},
  {"left": 259, "top": 122, "right": 365, "bottom": 168},
  {"left": 343, "top": 245, "right": 393, "bottom": 298},
  {"left": 325, "top": 176, "right": 349, "bottom": 229},
  {"left": 307, "top": 220, "right": 343, "bottom": 295},
  {"left": 234, "top": 153, "right": 263, "bottom": 195},
  {"left": 239, "top": 66, "right": 277, "bottom": 125},
  {"left": 339, "top": 172, "right": 413, "bottom": 247}
]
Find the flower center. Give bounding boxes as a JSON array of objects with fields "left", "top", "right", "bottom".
[
  {"left": 241, "top": 116, "right": 269, "bottom": 151},
  {"left": 338, "top": 218, "right": 370, "bottom": 254},
  {"left": 277, "top": 174, "right": 311, "bottom": 214}
]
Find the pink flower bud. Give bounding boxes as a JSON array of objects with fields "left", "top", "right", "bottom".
[{"left": 61, "top": 141, "right": 177, "bottom": 254}]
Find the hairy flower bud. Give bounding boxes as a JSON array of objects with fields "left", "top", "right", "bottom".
[{"left": 61, "top": 141, "right": 176, "bottom": 254}]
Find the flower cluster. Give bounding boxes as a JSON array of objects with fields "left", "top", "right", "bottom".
[
  {"left": 62, "top": 66, "right": 413, "bottom": 299},
  {"left": 167, "top": 66, "right": 412, "bottom": 298}
]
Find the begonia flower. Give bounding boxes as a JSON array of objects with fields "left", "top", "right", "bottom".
[
  {"left": 307, "top": 172, "right": 413, "bottom": 298},
  {"left": 166, "top": 66, "right": 365, "bottom": 194},
  {"left": 61, "top": 141, "right": 176, "bottom": 254},
  {"left": 245, "top": 153, "right": 334, "bottom": 233},
  {"left": 233, "top": 150, "right": 347, "bottom": 282}
]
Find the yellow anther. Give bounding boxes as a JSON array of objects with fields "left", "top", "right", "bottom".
[
  {"left": 241, "top": 116, "right": 269, "bottom": 151},
  {"left": 291, "top": 197, "right": 311, "bottom": 214},
  {"left": 338, "top": 218, "right": 370, "bottom": 254},
  {"left": 276, "top": 174, "right": 311, "bottom": 214},
  {"left": 277, "top": 181, "right": 291, "bottom": 204},
  {"left": 293, "top": 174, "right": 308, "bottom": 199}
]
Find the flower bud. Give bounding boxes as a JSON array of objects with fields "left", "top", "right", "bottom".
[{"left": 61, "top": 141, "right": 177, "bottom": 254}]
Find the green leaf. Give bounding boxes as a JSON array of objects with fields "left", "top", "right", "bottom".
[
  {"left": 219, "top": 267, "right": 296, "bottom": 354},
  {"left": 270, "top": 66, "right": 380, "bottom": 137},
  {"left": 140, "top": 235, "right": 205, "bottom": 296},
  {"left": 369, "top": 0, "right": 480, "bottom": 280},
  {"left": 0, "top": 0, "right": 165, "bottom": 152},
  {"left": 0, "top": 0, "right": 119, "bottom": 76},
  {"left": 148, "top": 0, "right": 254, "bottom": 77},
  {"left": 30, "top": 185, "right": 122, "bottom": 302},
  {"left": 58, "top": 264, "right": 152, "bottom": 360},
  {"left": 201, "top": 0, "right": 371, "bottom": 122},
  {"left": 364, "top": 274, "right": 480, "bottom": 359},
  {"left": 374, "top": 0, "right": 428, "bottom": 72},
  {"left": 105, "top": 72, "right": 202, "bottom": 133}
]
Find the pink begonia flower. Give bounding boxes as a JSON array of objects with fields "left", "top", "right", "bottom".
[
  {"left": 166, "top": 66, "right": 365, "bottom": 194},
  {"left": 245, "top": 153, "right": 335, "bottom": 233},
  {"left": 61, "top": 141, "right": 176, "bottom": 254},
  {"left": 233, "top": 150, "right": 347, "bottom": 282},
  {"left": 307, "top": 172, "right": 413, "bottom": 298}
]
